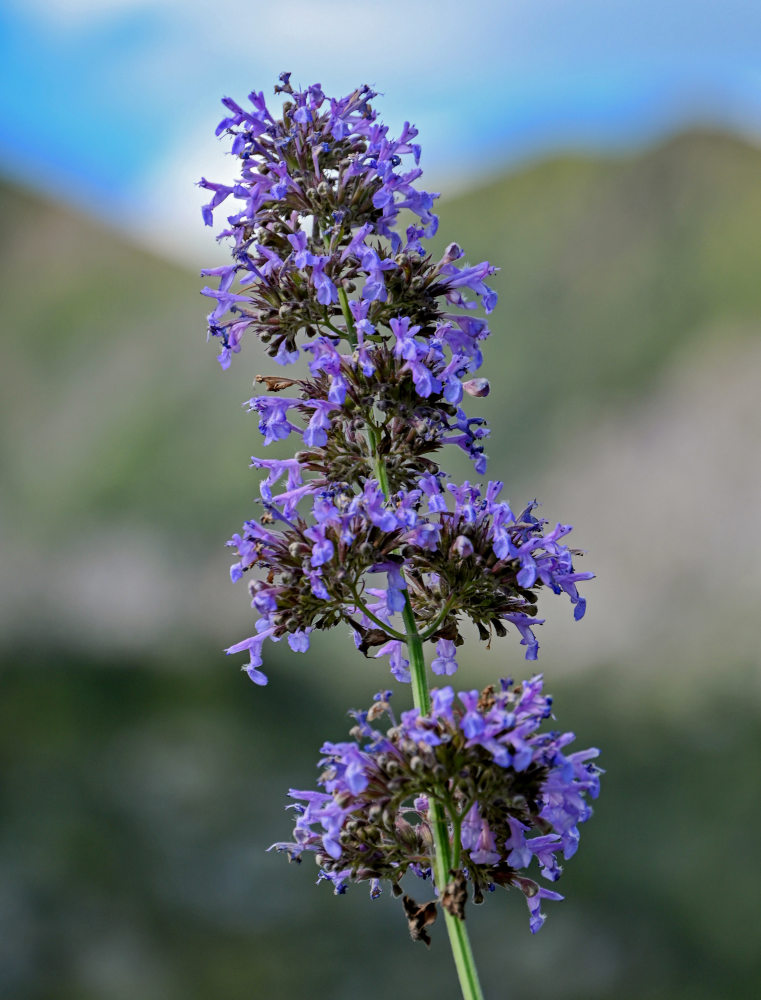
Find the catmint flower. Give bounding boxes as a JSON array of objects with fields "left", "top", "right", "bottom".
[
  {"left": 430, "top": 639, "right": 458, "bottom": 676},
  {"left": 204, "top": 78, "right": 591, "bottom": 686},
  {"left": 394, "top": 482, "right": 592, "bottom": 661},
  {"left": 271, "top": 676, "right": 601, "bottom": 935},
  {"left": 200, "top": 78, "right": 499, "bottom": 479},
  {"left": 451, "top": 534, "right": 474, "bottom": 558},
  {"left": 374, "top": 640, "right": 410, "bottom": 683},
  {"left": 203, "top": 74, "right": 601, "bottom": 987}
]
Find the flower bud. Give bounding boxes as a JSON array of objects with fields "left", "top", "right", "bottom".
[
  {"left": 451, "top": 535, "right": 474, "bottom": 559},
  {"left": 463, "top": 378, "right": 490, "bottom": 397}
]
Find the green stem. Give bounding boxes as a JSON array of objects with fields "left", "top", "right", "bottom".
[
  {"left": 349, "top": 586, "right": 406, "bottom": 642},
  {"left": 326, "top": 231, "right": 358, "bottom": 351},
  {"left": 366, "top": 422, "right": 391, "bottom": 497},
  {"left": 372, "top": 443, "right": 484, "bottom": 999},
  {"left": 401, "top": 595, "right": 430, "bottom": 713},
  {"left": 451, "top": 813, "right": 463, "bottom": 872},
  {"left": 338, "top": 285, "right": 357, "bottom": 348},
  {"left": 402, "top": 593, "right": 485, "bottom": 1000},
  {"left": 418, "top": 594, "right": 457, "bottom": 642},
  {"left": 321, "top": 316, "right": 345, "bottom": 338}
]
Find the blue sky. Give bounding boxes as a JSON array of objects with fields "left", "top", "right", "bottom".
[{"left": 2, "top": 0, "right": 760, "bottom": 260}]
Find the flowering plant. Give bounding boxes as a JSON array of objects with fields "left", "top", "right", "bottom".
[
  {"left": 273, "top": 677, "right": 599, "bottom": 936},
  {"left": 201, "top": 73, "right": 600, "bottom": 1000}
]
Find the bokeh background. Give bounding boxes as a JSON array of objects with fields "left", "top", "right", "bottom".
[{"left": 2, "top": 2, "right": 760, "bottom": 998}]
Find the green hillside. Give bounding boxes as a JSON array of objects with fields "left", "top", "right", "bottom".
[
  {"left": 2, "top": 652, "right": 759, "bottom": 1000},
  {"left": 0, "top": 183, "right": 240, "bottom": 540},
  {"left": 431, "top": 130, "right": 761, "bottom": 470}
]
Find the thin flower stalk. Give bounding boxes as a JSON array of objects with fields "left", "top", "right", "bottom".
[{"left": 402, "top": 590, "right": 485, "bottom": 1000}]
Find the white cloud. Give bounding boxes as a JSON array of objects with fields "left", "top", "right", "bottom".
[{"left": 129, "top": 120, "right": 238, "bottom": 266}]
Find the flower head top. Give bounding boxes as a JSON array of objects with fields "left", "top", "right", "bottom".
[
  {"left": 200, "top": 73, "right": 496, "bottom": 385},
  {"left": 203, "top": 77, "right": 592, "bottom": 689},
  {"left": 272, "top": 676, "right": 601, "bottom": 935}
]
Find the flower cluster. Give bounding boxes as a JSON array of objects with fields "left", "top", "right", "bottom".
[
  {"left": 202, "top": 77, "right": 591, "bottom": 686},
  {"left": 201, "top": 73, "right": 497, "bottom": 487},
  {"left": 226, "top": 476, "right": 592, "bottom": 684},
  {"left": 271, "top": 676, "right": 601, "bottom": 934},
  {"left": 200, "top": 73, "right": 493, "bottom": 369},
  {"left": 202, "top": 77, "right": 600, "bottom": 957}
]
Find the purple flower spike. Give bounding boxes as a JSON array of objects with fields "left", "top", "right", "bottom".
[{"left": 202, "top": 79, "right": 599, "bottom": 948}]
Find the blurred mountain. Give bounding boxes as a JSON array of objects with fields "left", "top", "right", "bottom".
[
  {"left": 439, "top": 129, "right": 761, "bottom": 469},
  {"left": 1, "top": 129, "right": 760, "bottom": 673}
]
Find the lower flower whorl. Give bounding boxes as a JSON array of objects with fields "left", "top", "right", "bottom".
[{"left": 271, "top": 675, "right": 601, "bottom": 934}]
